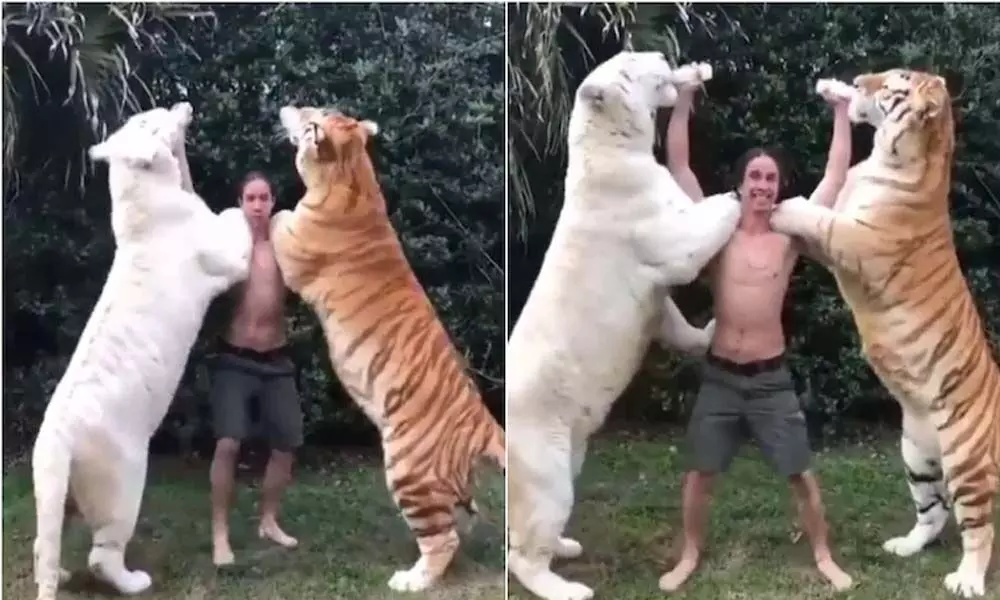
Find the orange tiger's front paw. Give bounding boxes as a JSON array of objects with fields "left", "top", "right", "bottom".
[{"left": 769, "top": 195, "right": 813, "bottom": 236}]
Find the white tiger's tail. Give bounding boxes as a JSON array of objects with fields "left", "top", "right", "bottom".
[{"left": 31, "top": 429, "right": 72, "bottom": 600}]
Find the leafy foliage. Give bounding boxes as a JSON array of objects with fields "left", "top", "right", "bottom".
[{"left": 2, "top": 2, "right": 213, "bottom": 195}]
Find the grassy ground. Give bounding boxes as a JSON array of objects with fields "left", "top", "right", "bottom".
[
  {"left": 3, "top": 450, "right": 504, "bottom": 600},
  {"left": 509, "top": 432, "right": 1000, "bottom": 600}
]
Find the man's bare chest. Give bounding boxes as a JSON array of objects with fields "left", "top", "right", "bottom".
[{"left": 718, "top": 233, "right": 791, "bottom": 285}]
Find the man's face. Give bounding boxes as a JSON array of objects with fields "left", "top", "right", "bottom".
[
  {"left": 240, "top": 178, "right": 274, "bottom": 225},
  {"left": 738, "top": 155, "right": 780, "bottom": 214}
]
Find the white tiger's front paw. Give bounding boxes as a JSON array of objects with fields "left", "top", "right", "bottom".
[
  {"left": 554, "top": 580, "right": 595, "bottom": 600},
  {"left": 387, "top": 566, "right": 435, "bottom": 593},
  {"left": 882, "top": 535, "right": 922, "bottom": 557},
  {"left": 703, "top": 191, "right": 741, "bottom": 228},
  {"left": 555, "top": 536, "right": 583, "bottom": 559},
  {"left": 882, "top": 535, "right": 924, "bottom": 557},
  {"left": 944, "top": 568, "right": 985, "bottom": 598},
  {"left": 100, "top": 569, "right": 152, "bottom": 596},
  {"left": 769, "top": 195, "right": 811, "bottom": 235},
  {"left": 816, "top": 78, "right": 855, "bottom": 103},
  {"left": 673, "top": 61, "right": 713, "bottom": 88}
]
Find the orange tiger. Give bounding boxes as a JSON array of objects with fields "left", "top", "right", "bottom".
[
  {"left": 770, "top": 68, "right": 999, "bottom": 598},
  {"left": 269, "top": 106, "right": 505, "bottom": 592}
]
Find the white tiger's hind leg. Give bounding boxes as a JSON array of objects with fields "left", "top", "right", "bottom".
[
  {"left": 508, "top": 439, "right": 593, "bottom": 600},
  {"left": 85, "top": 456, "right": 152, "bottom": 595},
  {"left": 553, "top": 438, "right": 590, "bottom": 561},
  {"left": 883, "top": 420, "right": 950, "bottom": 557},
  {"left": 31, "top": 430, "right": 72, "bottom": 600}
]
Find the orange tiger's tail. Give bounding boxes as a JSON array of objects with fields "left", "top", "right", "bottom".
[
  {"left": 482, "top": 413, "right": 505, "bottom": 472},
  {"left": 455, "top": 412, "right": 505, "bottom": 534}
]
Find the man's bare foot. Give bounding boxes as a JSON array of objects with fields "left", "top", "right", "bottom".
[
  {"left": 258, "top": 520, "right": 298, "bottom": 548},
  {"left": 212, "top": 537, "right": 235, "bottom": 567},
  {"left": 816, "top": 556, "right": 854, "bottom": 590},
  {"left": 658, "top": 554, "right": 699, "bottom": 592}
]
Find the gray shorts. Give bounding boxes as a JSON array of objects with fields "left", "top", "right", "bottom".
[
  {"left": 209, "top": 342, "right": 304, "bottom": 451},
  {"left": 684, "top": 353, "right": 810, "bottom": 478}
]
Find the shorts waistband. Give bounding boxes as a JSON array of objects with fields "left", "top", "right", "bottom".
[
  {"left": 706, "top": 352, "right": 786, "bottom": 377},
  {"left": 218, "top": 340, "right": 289, "bottom": 364}
]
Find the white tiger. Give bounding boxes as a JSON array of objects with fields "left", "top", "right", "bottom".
[
  {"left": 30, "top": 101, "right": 253, "bottom": 600},
  {"left": 506, "top": 52, "right": 741, "bottom": 600}
]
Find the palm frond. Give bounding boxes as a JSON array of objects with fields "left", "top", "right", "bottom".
[
  {"left": 2, "top": 2, "right": 215, "bottom": 193},
  {"left": 507, "top": 3, "right": 635, "bottom": 241}
]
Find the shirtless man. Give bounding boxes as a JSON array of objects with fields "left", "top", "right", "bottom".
[
  {"left": 208, "top": 172, "right": 303, "bottom": 566},
  {"left": 657, "top": 83, "right": 854, "bottom": 592}
]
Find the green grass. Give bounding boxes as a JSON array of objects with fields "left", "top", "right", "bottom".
[
  {"left": 509, "top": 432, "right": 1000, "bottom": 600},
  {"left": 3, "top": 451, "right": 504, "bottom": 600}
]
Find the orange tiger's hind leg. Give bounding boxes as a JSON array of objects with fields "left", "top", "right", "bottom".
[
  {"left": 940, "top": 438, "right": 996, "bottom": 598},
  {"left": 386, "top": 501, "right": 460, "bottom": 593},
  {"left": 883, "top": 414, "right": 950, "bottom": 557}
]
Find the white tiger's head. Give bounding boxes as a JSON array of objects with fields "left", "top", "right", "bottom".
[
  {"left": 88, "top": 102, "right": 192, "bottom": 178},
  {"left": 570, "top": 51, "right": 696, "bottom": 146},
  {"left": 847, "top": 68, "right": 953, "bottom": 163}
]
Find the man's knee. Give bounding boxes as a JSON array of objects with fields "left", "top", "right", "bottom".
[
  {"left": 269, "top": 448, "right": 296, "bottom": 466},
  {"left": 685, "top": 470, "right": 717, "bottom": 492},
  {"left": 268, "top": 428, "right": 302, "bottom": 454},
  {"left": 788, "top": 469, "right": 816, "bottom": 488},
  {"left": 214, "top": 437, "right": 241, "bottom": 460}
]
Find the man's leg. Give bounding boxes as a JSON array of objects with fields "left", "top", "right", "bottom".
[
  {"left": 208, "top": 366, "right": 257, "bottom": 566},
  {"left": 745, "top": 366, "right": 853, "bottom": 591},
  {"left": 789, "top": 472, "right": 853, "bottom": 590},
  {"left": 257, "top": 373, "right": 304, "bottom": 548},
  {"left": 659, "top": 363, "right": 742, "bottom": 592}
]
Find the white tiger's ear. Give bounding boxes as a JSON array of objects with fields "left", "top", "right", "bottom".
[
  {"left": 577, "top": 81, "right": 607, "bottom": 106},
  {"left": 89, "top": 127, "right": 163, "bottom": 168},
  {"left": 360, "top": 120, "right": 379, "bottom": 136},
  {"left": 169, "top": 101, "right": 193, "bottom": 127}
]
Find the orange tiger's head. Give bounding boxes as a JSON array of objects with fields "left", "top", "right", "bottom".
[
  {"left": 278, "top": 105, "right": 380, "bottom": 190},
  {"left": 847, "top": 68, "right": 954, "bottom": 163}
]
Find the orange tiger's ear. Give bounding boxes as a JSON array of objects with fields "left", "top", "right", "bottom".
[
  {"left": 852, "top": 73, "right": 885, "bottom": 94},
  {"left": 915, "top": 76, "right": 949, "bottom": 120}
]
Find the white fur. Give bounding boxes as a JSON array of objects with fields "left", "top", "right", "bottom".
[
  {"left": 31, "top": 104, "right": 252, "bottom": 600},
  {"left": 507, "top": 53, "right": 737, "bottom": 600}
]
